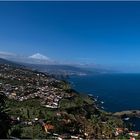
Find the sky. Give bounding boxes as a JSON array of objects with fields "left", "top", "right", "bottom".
[{"left": 0, "top": 1, "right": 140, "bottom": 72}]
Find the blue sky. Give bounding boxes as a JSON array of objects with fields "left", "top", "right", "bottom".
[{"left": 0, "top": 1, "right": 140, "bottom": 72}]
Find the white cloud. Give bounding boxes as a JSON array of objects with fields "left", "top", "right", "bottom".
[{"left": 28, "top": 53, "right": 50, "bottom": 60}]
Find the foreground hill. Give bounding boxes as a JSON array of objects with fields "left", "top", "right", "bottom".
[{"left": 0, "top": 61, "right": 138, "bottom": 139}]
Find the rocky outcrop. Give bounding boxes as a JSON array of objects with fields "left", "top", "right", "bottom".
[{"left": 113, "top": 110, "right": 140, "bottom": 118}]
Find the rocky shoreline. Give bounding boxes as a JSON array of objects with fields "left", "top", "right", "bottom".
[{"left": 113, "top": 110, "right": 140, "bottom": 118}]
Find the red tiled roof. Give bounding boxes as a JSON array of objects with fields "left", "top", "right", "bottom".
[{"left": 44, "top": 124, "right": 54, "bottom": 130}]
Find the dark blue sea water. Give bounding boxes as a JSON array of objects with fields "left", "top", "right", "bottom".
[{"left": 68, "top": 73, "right": 140, "bottom": 130}]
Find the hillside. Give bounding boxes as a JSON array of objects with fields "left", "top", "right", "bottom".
[
  {"left": 0, "top": 58, "right": 18, "bottom": 66},
  {"left": 23, "top": 63, "right": 93, "bottom": 76},
  {"left": 0, "top": 57, "right": 115, "bottom": 77},
  {"left": 0, "top": 58, "right": 25, "bottom": 68},
  {"left": 0, "top": 60, "right": 137, "bottom": 139}
]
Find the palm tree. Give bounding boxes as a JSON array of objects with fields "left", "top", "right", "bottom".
[{"left": 0, "top": 92, "right": 11, "bottom": 138}]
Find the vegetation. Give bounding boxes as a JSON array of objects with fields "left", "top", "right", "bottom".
[
  {"left": 0, "top": 63, "right": 138, "bottom": 139},
  {"left": 0, "top": 92, "right": 11, "bottom": 138},
  {"left": 6, "top": 99, "right": 54, "bottom": 120}
]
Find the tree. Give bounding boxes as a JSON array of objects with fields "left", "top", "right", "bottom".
[
  {"left": 0, "top": 92, "right": 11, "bottom": 138},
  {"left": 10, "top": 125, "right": 22, "bottom": 138}
]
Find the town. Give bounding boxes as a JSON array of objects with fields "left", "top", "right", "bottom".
[
  {"left": 0, "top": 63, "right": 140, "bottom": 139},
  {"left": 0, "top": 64, "right": 75, "bottom": 109}
]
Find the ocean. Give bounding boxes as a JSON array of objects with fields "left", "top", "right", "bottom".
[{"left": 68, "top": 73, "right": 140, "bottom": 130}]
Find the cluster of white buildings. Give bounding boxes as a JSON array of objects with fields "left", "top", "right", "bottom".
[{"left": 0, "top": 64, "right": 74, "bottom": 109}]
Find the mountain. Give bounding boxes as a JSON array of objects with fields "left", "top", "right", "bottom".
[
  {"left": 22, "top": 62, "right": 115, "bottom": 76},
  {"left": 0, "top": 52, "right": 54, "bottom": 65},
  {"left": 27, "top": 53, "right": 54, "bottom": 64},
  {"left": 0, "top": 51, "right": 116, "bottom": 76},
  {"left": 28, "top": 53, "right": 50, "bottom": 60},
  {"left": 22, "top": 63, "right": 97, "bottom": 76},
  {"left": 0, "top": 58, "right": 12, "bottom": 64},
  {"left": 0, "top": 57, "right": 114, "bottom": 77},
  {"left": 0, "top": 57, "right": 91, "bottom": 76},
  {"left": 0, "top": 58, "right": 24, "bottom": 68}
]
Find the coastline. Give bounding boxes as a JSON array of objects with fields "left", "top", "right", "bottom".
[
  {"left": 67, "top": 74, "right": 140, "bottom": 111},
  {"left": 67, "top": 74, "right": 140, "bottom": 131}
]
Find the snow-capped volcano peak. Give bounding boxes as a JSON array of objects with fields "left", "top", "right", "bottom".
[{"left": 29, "top": 53, "right": 49, "bottom": 60}]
